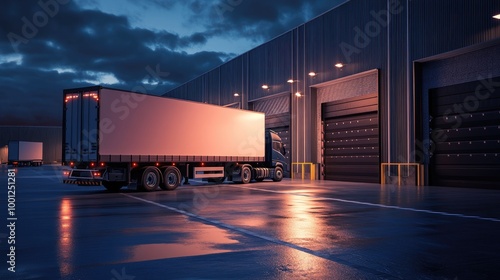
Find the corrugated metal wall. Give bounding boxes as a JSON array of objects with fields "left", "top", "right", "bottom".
[
  {"left": 411, "top": 0, "right": 500, "bottom": 61},
  {"left": 247, "top": 32, "right": 293, "bottom": 101},
  {"left": 162, "top": 0, "right": 500, "bottom": 184},
  {"left": 220, "top": 56, "right": 244, "bottom": 106},
  {"left": 0, "top": 126, "right": 62, "bottom": 163}
]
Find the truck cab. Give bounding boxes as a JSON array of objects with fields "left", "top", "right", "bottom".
[{"left": 266, "top": 130, "right": 287, "bottom": 170}]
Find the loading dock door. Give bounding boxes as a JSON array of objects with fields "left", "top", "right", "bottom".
[
  {"left": 251, "top": 95, "right": 291, "bottom": 174},
  {"left": 266, "top": 113, "right": 290, "bottom": 171},
  {"left": 322, "top": 93, "right": 379, "bottom": 183},
  {"left": 429, "top": 78, "right": 500, "bottom": 188}
]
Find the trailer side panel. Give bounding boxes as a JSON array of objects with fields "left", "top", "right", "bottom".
[{"left": 98, "top": 88, "right": 265, "bottom": 160}]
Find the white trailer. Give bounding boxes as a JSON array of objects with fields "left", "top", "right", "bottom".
[
  {"left": 8, "top": 141, "right": 43, "bottom": 166},
  {"left": 62, "top": 86, "right": 287, "bottom": 191}
]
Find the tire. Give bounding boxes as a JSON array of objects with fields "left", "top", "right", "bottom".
[
  {"left": 139, "top": 167, "right": 160, "bottom": 192},
  {"left": 161, "top": 166, "right": 181, "bottom": 190},
  {"left": 273, "top": 166, "right": 284, "bottom": 182},
  {"left": 241, "top": 165, "right": 252, "bottom": 184},
  {"left": 102, "top": 181, "right": 123, "bottom": 192}
]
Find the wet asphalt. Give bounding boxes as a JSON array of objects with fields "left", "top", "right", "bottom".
[{"left": 1, "top": 165, "right": 500, "bottom": 280}]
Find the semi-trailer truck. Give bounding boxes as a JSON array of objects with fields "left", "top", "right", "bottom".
[
  {"left": 8, "top": 141, "right": 43, "bottom": 166},
  {"left": 62, "top": 86, "right": 287, "bottom": 192}
]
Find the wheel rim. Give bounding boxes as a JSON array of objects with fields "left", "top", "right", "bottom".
[
  {"left": 167, "top": 172, "right": 177, "bottom": 186},
  {"left": 243, "top": 168, "right": 250, "bottom": 181},
  {"left": 275, "top": 168, "right": 283, "bottom": 180},
  {"left": 145, "top": 172, "right": 158, "bottom": 188}
]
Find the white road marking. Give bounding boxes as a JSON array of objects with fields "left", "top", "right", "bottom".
[
  {"left": 121, "top": 192, "right": 395, "bottom": 276},
  {"left": 121, "top": 193, "right": 331, "bottom": 258},
  {"left": 227, "top": 185, "right": 500, "bottom": 223}
]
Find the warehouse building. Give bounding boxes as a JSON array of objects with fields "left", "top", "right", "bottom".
[{"left": 163, "top": 0, "right": 500, "bottom": 188}]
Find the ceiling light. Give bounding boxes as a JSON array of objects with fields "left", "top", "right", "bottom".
[
  {"left": 262, "top": 84, "right": 269, "bottom": 90},
  {"left": 308, "top": 72, "right": 316, "bottom": 77},
  {"left": 295, "top": 92, "right": 302, "bottom": 97},
  {"left": 493, "top": 14, "right": 500, "bottom": 19},
  {"left": 335, "top": 63, "right": 344, "bottom": 68},
  {"left": 287, "top": 79, "right": 294, "bottom": 83},
  {"left": 233, "top": 93, "right": 240, "bottom": 97}
]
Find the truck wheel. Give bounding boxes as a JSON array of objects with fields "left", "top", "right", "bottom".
[
  {"left": 273, "top": 166, "right": 284, "bottom": 182},
  {"left": 102, "top": 182, "right": 123, "bottom": 192},
  {"left": 139, "top": 167, "right": 160, "bottom": 192},
  {"left": 241, "top": 166, "right": 252, "bottom": 184},
  {"left": 161, "top": 166, "right": 181, "bottom": 190}
]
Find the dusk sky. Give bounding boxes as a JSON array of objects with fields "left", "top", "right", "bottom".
[{"left": 0, "top": 0, "right": 345, "bottom": 126}]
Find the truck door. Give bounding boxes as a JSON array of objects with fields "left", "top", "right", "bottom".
[{"left": 64, "top": 91, "right": 99, "bottom": 163}]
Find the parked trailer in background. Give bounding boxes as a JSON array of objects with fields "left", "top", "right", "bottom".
[
  {"left": 62, "top": 86, "right": 287, "bottom": 192},
  {"left": 8, "top": 141, "right": 43, "bottom": 166}
]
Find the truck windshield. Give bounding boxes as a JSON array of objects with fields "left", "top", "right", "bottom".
[{"left": 272, "top": 141, "right": 286, "bottom": 156}]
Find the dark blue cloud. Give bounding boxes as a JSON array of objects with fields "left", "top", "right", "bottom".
[{"left": 0, "top": 0, "right": 344, "bottom": 125}]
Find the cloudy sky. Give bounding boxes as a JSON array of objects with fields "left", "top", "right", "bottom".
[{"left": 1, "top": 0, "right": 345, "bottom": 126}]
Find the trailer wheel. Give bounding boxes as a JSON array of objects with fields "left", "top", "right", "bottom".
[
  {"left": 102, "top": 182, "right": 123, "bottom": 192},
  {"left": 241, "top": 165, "right": 252, "bottom": 184},
  {"left": 161, "top": 166, "right": 181, "bottom": 190},
  {"left": 139, "top": 167, "right": 160, "bottom": 192},
  {"left": 273, "top": 166, "right": 284, "bottom": 182}
]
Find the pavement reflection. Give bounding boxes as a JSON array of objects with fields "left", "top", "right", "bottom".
[
  {"left": 58, "top": 198, "right": 74, "bottom": 277},
  {"left": 122, "top": 222, "right": 240, "bottom": 262}
]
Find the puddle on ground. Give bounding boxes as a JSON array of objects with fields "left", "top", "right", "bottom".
[{"left": 122, "top": 223, "right": 240, "bottom": 262}]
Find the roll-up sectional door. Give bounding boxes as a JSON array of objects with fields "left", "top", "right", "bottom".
[
  {"left": 322, "top": 93, "right": 379, "bottom": 183},
  {"left": 429, "top": 77, "right": 500, "bottom": 188}
]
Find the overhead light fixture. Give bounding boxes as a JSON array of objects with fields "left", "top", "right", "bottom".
[
  {"left": 233, "top": 93, "right": 240, "bottom": 97},
  {"left": 262, "top": 84, "right": 269, "bottom": 90},
  {"left": 308, "top": 72, "right": 316, "bottom": 77},
  {"left": 494, "top": 14, "right": 500, "bottom": 19},
  {"left": 295, "top": 92, "right": 302, "bottom": 97},
  {"left": 287, "top": 79, "right": 294, "bottom": 83},
  {"left": 335, "top": 63, "right": 344, "bottom": 68}
]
